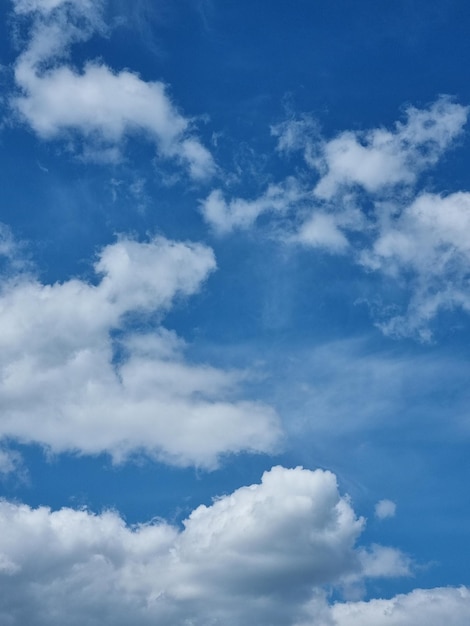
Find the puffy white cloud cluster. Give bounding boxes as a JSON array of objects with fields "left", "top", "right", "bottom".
[
  {"left": 0, "top": 233, "right": 280, "bottom": 465},
  {"left": 201, "top": 97, "right": 470, "bottom": 339},
  {"left": 311, "top": 98, "right": 467, "bottom": 199},
  {"left": 11, "top": 0, "right": 215, "bottom": 178},
  {"left": 10, "top": 0, "right": 470, "bottom": 338},
  {"left": 204, "top": 97, "right": 466, "bottom": 233},
  {"left": 327, "top": 587, "right": 470, "bottom": 626},
  {"left": 0, "top": 465, "right": 425, "bottom": 626},
  {"left": 362, "top": 191, "right": 470, "bottom": 340}
]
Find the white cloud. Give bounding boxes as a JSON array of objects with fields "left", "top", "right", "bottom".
[
  {"left": 0, "top": 234, "right": 280, "bottom": 466},
  {"left": 375, "top": 499, "right": 396, "bottom": 520},
  {"left": 273, "top": 97, "right": 468, "bottom": 200},
  {"left": 14, "top": 64, "right": 187, "bottom": 144},
  {"left": 358, "top": 544, "right": 410, "bottom": 578},
  {"left": 210, "top": 98, "right": 467, "bottom": 237},
  {"left": 175, "top": 466, "right": 364, "bottom": 593},
  {"left": 201, "top": 178, "right": 305, "bottom": 234},
  {"left": 0, "top": 466, "right": 413, "bottom": 626},
  {"left": 329, "top": 587, "right": 470, "bottom": 626},
  {"left": 11, "top": 0, "right": 215, "bottom": 179},
  {"left": 361, "top": 192, "right": 470, "bottom": 340},
  {"left": 295, "top": 212, "right": 349, "bottom": 251},
  {"left": 212, "top": 98, "right": 470, "bottom": 336}
]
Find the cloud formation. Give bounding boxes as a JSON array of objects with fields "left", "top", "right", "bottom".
[
  {"left": 310, "top": 97, "right": 467, "bottom": 199},
  {"left": 202, "top": 97, "right": 470, "bottom": 339},
  {"left": 375, "top": 499, "right": 396, "bottom": 520},
  {"left": 11, "top": 0, "right": 215, "bottom": 178},
  {"left": 201, "top": 178, "right": 306, "bottom": 234},
  {"left": 361, "top": 191, "right": 470, "bottom": 340},
  {"left": 328, "top": 587, "right": 470, "bottom": 626},
  {"left": 0, "top": 466, "right": 416, "bottom": 626},
  {"left": 0, "top": 233, "right": 280, "bottom": 466}
]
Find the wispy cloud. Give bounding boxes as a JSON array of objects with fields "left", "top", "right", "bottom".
[{"left": 202, "top": 97, "right": 470, "bottom": 339}]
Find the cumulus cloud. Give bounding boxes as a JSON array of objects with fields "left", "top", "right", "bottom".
[
  {"left": 328, "top": 587, "right": 470, "bottom": 626},
  {"left": 0, "top": 466, "right": 414, "bottom": 626},
  {"left": 0, "top": 233, "right": 280, "bottom": 466},
  {"left": 204, "top": 98, "right": 470, "bottom": 338},
  {"left": 11, "top": 0, "right": 215, "bottom": 178},
  {"left": 361, "top": 191, "right": 470, "bottom": 339},
  {"left": 207, "top": 98, "right": 468, "bottom": 233},
  {"left": 274, "top": 96, "right": 468, "bottom": 199}
]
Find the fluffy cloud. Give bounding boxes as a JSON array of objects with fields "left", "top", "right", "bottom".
[
  {"left": 0, "top": 466, "right": 415, "bottom": 626},
  {"left": 0, "top": 233, "right": 280, "bottom": 466},
  {"left": 361, "top": 191, "right": 470, "bottom": 339},
  {"left": 274, "top": 97, "right": 468, "bottom": 199},
  {"left": 11, "top": 0, "right": 215, "bottom": 178},
  {"left": 375, "top": 500, "right": 396, "bottom": 520},
  {"left": 205, "top": 98, "right": 468, "bottom": 237},
  {"left": 295, "top": 212, "right": 350, "bottom": 251},
  {"left": 204, "top": 98, "right": 470, "bottom": 337},
  {"left": 328, "top": 587, "right": 470, "bottom": 626},
  {"left": 201, "top": 178, "right": 305, "bottom": 234},
  {"left": 264, "top": 335, "right": 470, "bottom": 443}
]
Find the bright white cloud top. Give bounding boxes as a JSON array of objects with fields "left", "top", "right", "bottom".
[
  {"left": 12, "top": 0, "right": 215, "bottom": 176},
  {"left": 0, "top": 235, "right": 279, "bottom": 466},
  {"left": 1, "top": 0, "right": 470, "bottom": 623},
  {"left": 0, "top": 466, "right": 416, "bottom": 626}
]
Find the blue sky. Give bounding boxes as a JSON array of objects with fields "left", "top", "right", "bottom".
[{"left": 1, "top": 0, "right": 470, "bottom": 623}]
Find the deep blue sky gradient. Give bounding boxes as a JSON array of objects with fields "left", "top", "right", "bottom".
[{"left": 1, "top": 0, "right": 470, "bottom": 618}]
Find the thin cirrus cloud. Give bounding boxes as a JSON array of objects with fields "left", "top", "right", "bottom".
[
  {"left": 11, "top": 0, "right": 215, "bottom": 178},
  {"left": 0, "top": 233, "right": 280, "bottom": 466},
  {"left": 201, "top": 97, "right": 470, "bottom": 339},
  {"left": 0, "top": 466, "right": 415, "bottom": 626}
]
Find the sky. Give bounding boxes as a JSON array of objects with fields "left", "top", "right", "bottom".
[{"left": 0, "top": 0, "right": 470, "bottom": 623}]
